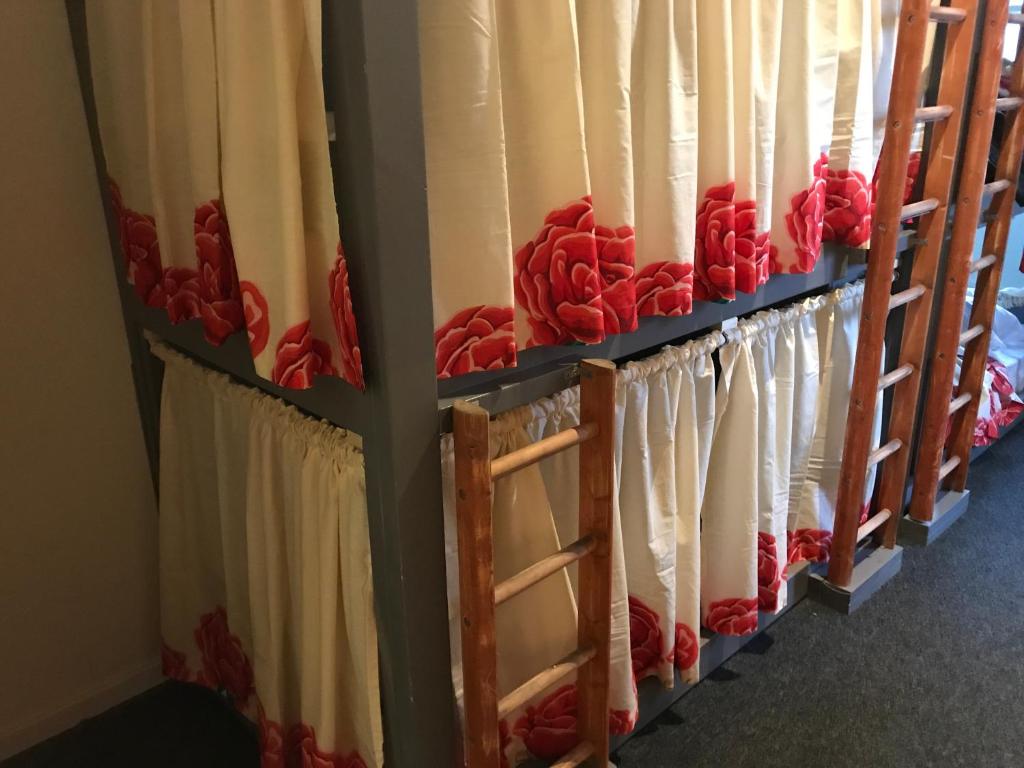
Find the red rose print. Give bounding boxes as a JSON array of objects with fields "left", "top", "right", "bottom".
[
  {"left": 635, "top": 261, "right": 694, "bottom": 317},
  {"left": 434, "top": 305, "right": 516, "bottom": 379},
  {"left": 513, "top": 684, "right": 580, "bottom": 760},
  {"left": 734, "top": 199, "right": 769, "bottom": 294},
  {"left": 109, "top": 179, "right": 163, "bottom": 304},
  {"left": 287, "top": 723, "right": 368, "bottom": 768},
  {"left": 596, "top": 222, "right": 637, "bottom": 335},
  {"left": 788, "top": 528, "right": 832, "bottom": 564},
  {"left": 704, "top": 597, "right": 758, "bottom": 637},
  {"left": 757, "top": 532, "right": 782, "bottom": 612},
  {"left": 904, "top": 151, "right": 922, "bottom": 205},
  {"left": 271, "top": 320, "right": 336, "bottom": 390},
  {"left": 329, "top": 243, "right": 366, "bottom": 390},
  {"left": 859, "top": 501, "right": 871, "bottom": 526},
  {"left": 673, "top": 622, "right": 699, "bottom": 672},
  {"left": 514, "top": 196, "right": 605, "bottom": 347},
  {"left": 154, "top": 267, "right": 202, "bottom": 325},
  {"left": 160, "top": 641, "right": 190, "bottom": 682},
  {"left": 694, "top": 182, "right": 737, "bottom": 302},
  {"left": 194, "top": 606, "right": 254, "bottom": 706},
  {"left": 259, "top": 708, "right": 285, "bottom": 768},
  {"left": 777, "top": 153, "right": 828, "bottom": 274},
  {"left": 823, "top": 169, "right": 872, "bottom": 247},
  {"left": 627, "top": 596, "right": 663, "bottom": 678},
  {"left": 195, "top": 199, "right": 245, "bottom": 346},
  {"left": 609, "top": 707, "right": 637, "bottom": 736},
  {"left": 240, "top": 280, "right": 270, "bottom": 357}
]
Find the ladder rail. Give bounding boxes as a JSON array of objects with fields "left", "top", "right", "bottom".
[{"left": 907, "top": 4, "right": 1018, "bottom": 521}]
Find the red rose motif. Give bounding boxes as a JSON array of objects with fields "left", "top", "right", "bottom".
[
  {"left": 160, "top": 641, "right": 190, "bottom": 682},
  {"left": 329, "top": 243, "right": 366, "bottom": 390},
  {"left": 287, "top": 722, "right": 368, "bottom": 768},
  {"left": 859, "top": 501, "right": 871, "bottom": 526},
  {"left": 194, "top": 606, "right": 254, "bottom": 706},
  {"left": 595, "top": 222, "right": 637, "bottom": 335},
  {"left": 823, "top": 169, "right": 872, "bottom": 247},
  {"left": 904, "top": 151, "right": 921, "bottom": 205},
  {"left": 757, "top": 532, "right": 782, "bottom": 612},
  {"left": 514, "top": 196, "right": 605, "bottom": 347},
  {"left": 635, "top": 261, "right": 694, "bottom": 317},
  {"left": 271, "top": 320, "right": 336, "bottom": 390},
  {"left": 734, "top": 199, "right": 769, "bottom": 294},
  {"left": 240, "top": 280, "right": 270, "bottom": 357},
  {"left": 694, "top": 182, "right": 737, "bottom": 302},
  {"left": 777, "top": 153, "right": 828, "bottom": 274},
  {"left": 152, "top": 267, "right": 202, "bottom": 325},
  {"left": 259, "top": 708, "right": 285, "bottom": 768},
  {"left": 704, "top": 597, "right": 758, "bottom": 637},
  {"left": 513, "top": 684, "right": 580, "bottom": 760},
  {"left": 195, "top": 199, "right": 244, "bottom": 346},
  {"left": 673, "top": 622, "right": 699, "bottom": 672},
  {"left": 434, "top": 305, "right": 516, "bottom": 379},
  {"left": 627, "top": 596, "right": 663, "bottom": 678},
  {"left": 609, "top": 707, "right": 637, "bottom": 736},
  {"left": 109, "top": 179, "right": 164, "bottom": 304},
  {"left": 788, "top": 528, "right": 832, "bottom": 564}
]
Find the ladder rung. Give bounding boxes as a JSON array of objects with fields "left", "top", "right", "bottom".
[
  {"left": 878, "top": 363, "right": 915, "bottom": 390},
  {"left": 915, "top": 104, "right": 954, "bottom": 123},
  {"left": 856, "top": 509, "right": 892, "bottom": 542},
  {"left": 551, "top": 741, "right": 596, "bottom": 768},
  {"left": 938, "top": 455, "right": 961, "bottom": 481},
  {"left": 983, "top": 179, "right": 1012, "bottom": 196},
  {"left": 929, "top": 6, "right": 967, "bottom": 23},
  {"left": 867, "top": 438, "right": 903, "bottom": 468},
  {"left": 995, "top": 96, "right": 1024, "bottom": 112},
  {"left": 494, "top": 535, "right": 596, "bottom": 605},
  {"left": 900, "top": 198, "right": 940, "bottom": 220},
  {"left": 497, "top": 646, "right": 596, "bottom": 720},
  {"left": 969, "top": 254, "right": 998, "bottom": 273},
  {"left": 948, "top": 392, "right": 972, "bottom": 414},
  {"left": 958, "top": 324, "right": 985, "bottom": 346},
  {"left": 1011, "top": 13, "right": 1024, "bottom": 24},
  {"left": 490, "top": 422, "right": 597, "bottom": 480},
  {"left": 888, "top": 284, "right": 927, "bottom": 311}
]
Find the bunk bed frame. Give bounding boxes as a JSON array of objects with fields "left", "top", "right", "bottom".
[{"left": 63, "top": 1, "right": 949, "bottom": 765}]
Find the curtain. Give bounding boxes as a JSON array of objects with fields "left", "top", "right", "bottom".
[
  {"left": 87, "top": 0, "right": 364, "bottom": 391},
  {"left": 153, "top": 340, "right": 381, "bottom": 768}
]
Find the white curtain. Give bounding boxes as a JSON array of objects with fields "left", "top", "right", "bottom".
[
  {"left": 153, "top": 341, "right": 381, "bottom": 768},
  {"left": 88, "top": 0, "right": 364, "bottom": 391}
]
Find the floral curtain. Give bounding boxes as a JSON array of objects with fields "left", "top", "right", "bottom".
[
  {"left": 421, "top": 0, "right": 898, "bottom": 380},
  {"left": 153, "top": 340, "right": 381, "bottom": 768},
  {"left": 87, "top": 0, "right": 364, "bottom": 391}
]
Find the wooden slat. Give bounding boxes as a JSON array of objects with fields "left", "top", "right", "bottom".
[
  {"left": 490, "top": 422, "right": 596, "bottom": 480},
  {"left": 948, "top": 392, "right": 972, "bottom": 414},
  {"left": 575, "top": 359, "right": 615, "bottom": 766},
  {"left": 995, "top": 96, "right": 1024, "bottom": 111},
  {"left": 867, "top": 438, "right": 903, "bottom": 469},
  {"left": 938, "top": 455, "right": 962, "bottom": 481},
  {"left": 915, "top": 104, "right": 954, "bottom": 123},
  {"left": 983, "top": 178, "right": 1012, "bottom": 195},
  {"left": 857, "top": 509, "right": 892, "bottom": 542},
  {"left": 900, "top": 198, "right": 940, "bottom": 220},
  {"left": 958, "top": 323, "right": 985, "bottom": 346},
  {"left": 497, "top": 646, "right": 596, "bottom": 720},
  {"left": 878, "top": 363, "right": 915, "bottom": 390},
  {"left": 494, "top": 535, "right": 596, "bottom": 606},
  {"left": 929, "top": 6, "right": 967, "bottom": 23},
  {"left": 888, "top": 283, "right": 927, "bottom": 311},
  {"left": 969, "top": 254, "right": 998, "bottom": 273},
  {"left": 550, "top": 741, "right": 596, "bottom": 768},
  {"left": 908, "top": 0, "right": 1013, "bottom": 520},
  {"left": 453, "top": 401, "right": 501, "bottom": 768}
]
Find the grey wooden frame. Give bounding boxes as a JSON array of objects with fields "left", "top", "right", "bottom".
[{"left": 63, "top": 0, "right": 903, "bottom": 764}]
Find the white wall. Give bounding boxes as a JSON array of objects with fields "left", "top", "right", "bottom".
[{"left": 0, "top": 1, "right": 161, "bottom": 758}]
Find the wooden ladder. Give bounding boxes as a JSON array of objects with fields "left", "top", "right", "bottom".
[
  {"left": 453, "top": 359, "right": 616, "bottom": 768},
  {"left": 827, "top": 0, "right": 981, "bottom": 588},
  {"left": 908, "top": 4, "right": 1024, "bottom": 521}
]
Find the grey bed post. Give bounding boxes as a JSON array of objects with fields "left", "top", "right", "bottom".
[{"left": 323, "top": 2, "right": 458, "bottom": 767}]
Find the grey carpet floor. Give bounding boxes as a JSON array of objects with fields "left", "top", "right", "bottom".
[{"left": 615, "top": 424, "right": 1024, "bottom": 768}]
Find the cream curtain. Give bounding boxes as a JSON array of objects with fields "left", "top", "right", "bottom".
[
  {"left": 88, "top": 0, "right": 364, "bottom": 391},
  {"left": 154, "top": 341, "right": 381, "bottom": 768}
]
